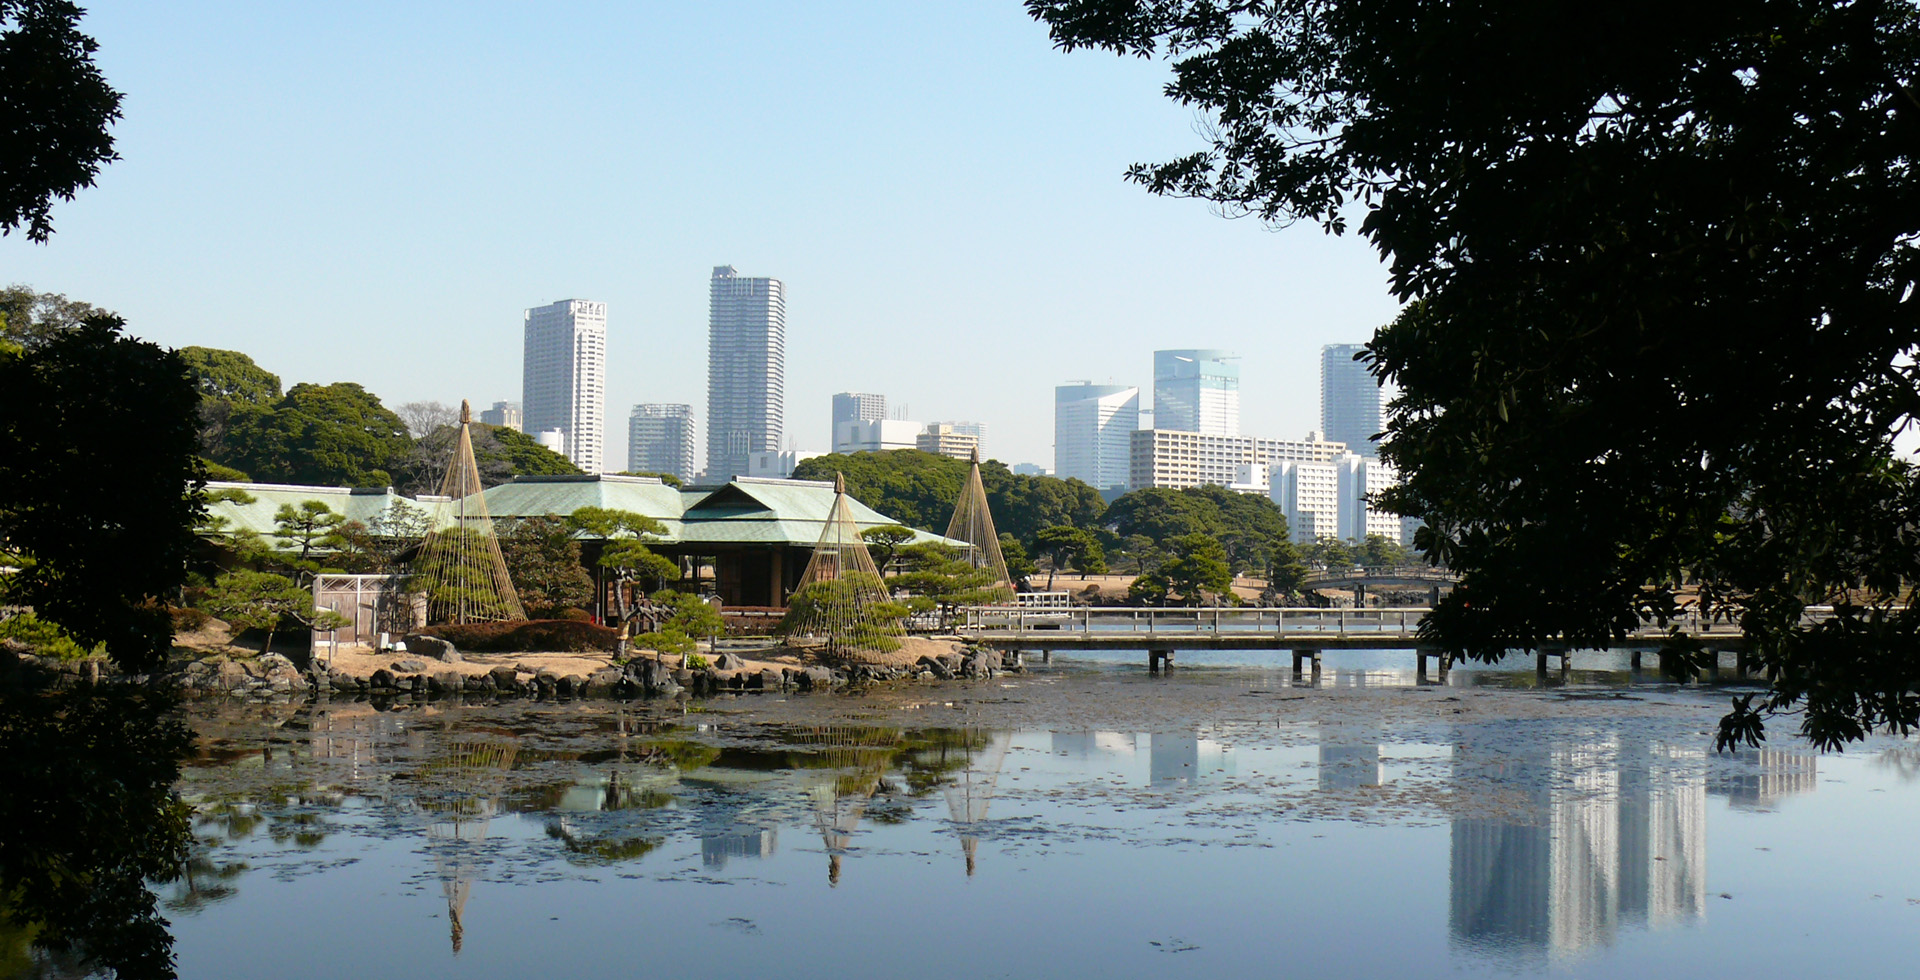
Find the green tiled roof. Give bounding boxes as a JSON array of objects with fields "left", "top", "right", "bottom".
[
  {"left": 202, "top": 481, "right": 418, "bottom": 541},
  {"left": 479, "top": 475, "right": 689, "bottom": 542},
  {"left": 202, "top": 475, "right": 962, "bottom": 551}
]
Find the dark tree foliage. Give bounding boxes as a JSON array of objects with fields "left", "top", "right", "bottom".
[
  {"left": 177, "top": 346, "right": 281, "bottom": 406},
  {"left": 0, "top": 315, "right": 203, "bottom": 672},
  {"left": 178, "top": 346, "right": 281, "bottom": 462},
  {"left": 387, "top": 422, "right": 583, "bottom": 496},
  {"left": 1034, "top": 0, "right": 1920, "bottom": 748},
  {"left": 215, "top": 382, "right": 412, "bottom": 488},
  {"left": 0, "top": 0, "right": 122, "bottom": 242},
  {"left": 0, "top": 284, "right": 104, "bottom": 348},
  {"left": 1103, "top": 484, "right": 1289, "bottom": 575},
  {"left": 0, "top": 684, "right": 194, "bottom": 979},
  {"left": 792, "top": 450, "right": 1106, "bottom": 544},
  {"left": 499, "top": 515, "right": 594, "bottom": 616}
]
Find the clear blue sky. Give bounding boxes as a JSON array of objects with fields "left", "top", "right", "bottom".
[{"left": 1, "top": 1, "right": 1402, "bottom": 470}]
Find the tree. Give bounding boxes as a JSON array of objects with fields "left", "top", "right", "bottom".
[
  {"left": 202, "top": 569, "right": 346, "bottom": 655},
  {"left": 392, "top": 422, "right": 581, "bottom": 495},
  {"left": 999, "top": 532, "right": 1037, "bottom": 583},
  {"left": 0, "top": 314, "right": 203, "bottom": 672},
  {"left": 567, "top": 507, "right": 677, "bottom": 656},
  {"left": 1032, "top": 0, "right": 1920, "bottom": 747},
  {"left": 0, "top": 285, "right": 105, "bottom": 348},
  {"left": 1354, "top": 534, "right": 1412, "bottom": 570},
  {"left": 860, "top": 524, "right": 917, "bottom": 573},
  {"left": 1159, "top": 533, "right": 1233, "bottom": 606},
  {"left": 498, "top": 515, "right": 594, "bottom": 616},
  {"left": 0, "top": 1, "right": 122, "bottom": 243},
  {"left": 1034, "top": 524, "right": 1107, "bottom": 590},
  {"left": 393, "top": 400, "right": 458, "bottom": 439},
  {"left": 335, "top": 499, "right": 432, "bottom": 575},
  {"left": 179, "top": 346, "right": 282, "bottom": 462},
  {"left": 632, "top": 591, "right": 726, "bottom": 661},
  {"left": 891, "top": 541, "right": 1010, "bottom": 628},
  {"left": 0, "top": 686, "right": 195, "bottom": 980},
  {"left": 270, "top": 501, "right": 346, "bottom": 577},
  {"left": 792, "top": 450, "right": 1106, "bottom": 544},
  {"left": 1268, "top": 538, "right": 1310, "bottom": 597},
  {"left": 216, "top": 382, "right": 412, "bottom": 487},
  {"left": 177, "top": 346, "right": 280, "bottom": 406},
  {"left": 1104, "top": 484, "right": 1288, "bottom": 574}
]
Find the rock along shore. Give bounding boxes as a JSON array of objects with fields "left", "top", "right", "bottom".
[{"left": 3, "top": 635, "right": 1016, "bottom": 702}]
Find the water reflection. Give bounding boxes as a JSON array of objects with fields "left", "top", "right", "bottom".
[
  {"left": 131, "top": 696, "right": 1895, "bottom": 980},
  {"left": 1446, "top": 727, "right": 1820, "bottom": 964}
]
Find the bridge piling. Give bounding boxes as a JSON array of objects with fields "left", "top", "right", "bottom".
[{"left": 1148, "top": 648, "right": 1173, "bottom": 672}]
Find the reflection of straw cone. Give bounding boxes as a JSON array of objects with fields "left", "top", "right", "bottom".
[
  {"left": 829, "top": 853, "right": 842, "bottom": 887},
  {"left": 943, "top": 732, "right": 1010, "bottom": 877}
]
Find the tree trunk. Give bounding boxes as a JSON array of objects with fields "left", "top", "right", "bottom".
[
  {"left": 261, "top": 627, "right": 276, "bottom": 657},
  {"left": 1046, "top": 566, "right": 1057, "bottom": 591}
]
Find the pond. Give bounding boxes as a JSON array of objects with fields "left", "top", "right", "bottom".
[{"left": 14, "top": 658, "right": 1920, "bottom": 979}]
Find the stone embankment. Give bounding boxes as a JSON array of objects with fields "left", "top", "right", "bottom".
[{"left": 6, "top": 633, "right": 1012, "bottom": 700}]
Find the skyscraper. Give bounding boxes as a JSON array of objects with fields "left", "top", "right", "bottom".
[
  {"left": 1055, "top": 383, "right": 1139, "bottom": 492},
  {"left": 831, "top": 392, "right": 886, "bottom": 446},
  {"left": 706, "top": 266, "right": 785, "bottom": 481},
  {"left": 522, "top": 299, "right": 606, "bottom": 473},
  {"left": 1153, "top": 349, "right": 1240, "bottom": 436},
  {"left": 628, "top": 403, "right": 697, "bottom": 483},
  {"left": 478, "top": 401, "right": 522, "bottom": 432},
  {"left": 1322, "top": 343, "right": 1386, "bottom": 457}
]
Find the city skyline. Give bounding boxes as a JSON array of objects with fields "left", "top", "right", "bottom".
[{"left": 0, "top": 4, "right": 1402, "bottom": 471}]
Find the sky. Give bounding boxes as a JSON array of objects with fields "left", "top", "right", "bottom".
[{"left": 1, "top": 1, "right": 1403, "bottom": 471}]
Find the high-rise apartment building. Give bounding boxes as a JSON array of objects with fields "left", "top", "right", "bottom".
[
  {"left": 1154, "top": 350, "right": 1240, "bottom": 436},
  {"left": 1055, "top": 383, "right": 1139, "bottom": 492},
  {"left": 834, "top": 418, "right": 922, "bottom": 454},
  {"left": 522, "top": 299, "right": 607, "bottom": 473},
  {"left": 1272, "top": 460, "right": 1341, "bottom": 542},
  {"left": 627, "top": 403, "right": 696, "bottom": 483},
  {"left": 916, "top": 422, "right": 981, "bottom": 460},
  {"left": 831, "top": 392, "right": 886, "bottom": 446},
  {"left": 1322, "top": 343, "right": 1386, "bottom": 457},
  {"left": 706, "top": 266, "right": 786, "bottom": 482},
  {"left": 1128, "top": 429, "right": 1347, "bottom": 491},
  {"left": 478, "top": 401, "right": 522, "bottom": 432}
]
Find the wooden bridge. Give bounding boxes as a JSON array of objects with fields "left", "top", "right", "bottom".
[
  {"left": 1300, "top": 565, "right": 1462, "bottom": 604},
  {"left": 955, "top": 605, "right": 1749, "bottom": 677}
]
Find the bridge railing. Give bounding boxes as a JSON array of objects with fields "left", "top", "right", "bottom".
[
  {"left": 956, "top": 605, "right": 1434, "bottom": 636},
  {"left": 955, "top": 604, "right": 1778, "bottom": 637}
]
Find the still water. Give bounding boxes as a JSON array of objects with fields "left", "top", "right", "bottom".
[{"left": 102, "top": 661, "right": 1920, "bottom": 977}]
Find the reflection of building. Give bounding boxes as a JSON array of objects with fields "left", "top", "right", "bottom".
[
  {"left": 1709, "top": 748, "right": 1818, "bottom": 809},
  {"left": 1449, "top": 728, "right": 1708, "bottom": 963},
  {"left": 1149, "top": 733, "right": 1235, "bottom": 786},
  {"left": 1050, "top": 731, "right": 1138, "bottom": 759},
  {"left": 1318, "top": 727, "right": 1382, "bottom": 791},
  {"left": 702, "top": 828, "right": 777, "bottom": 869}
]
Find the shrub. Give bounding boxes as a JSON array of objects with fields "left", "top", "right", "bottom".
[
  {"left": 0, "top": 611, "right": 101, "bottom": 660},
  {"left": 684, "top": 653, "right": 709, "bottom": 670},
  {"left": 170, "top": 606, "right": 210, "bottom": 633},
  {"left": 414, "top": 618, "right": 620, "bottom": 653}
]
